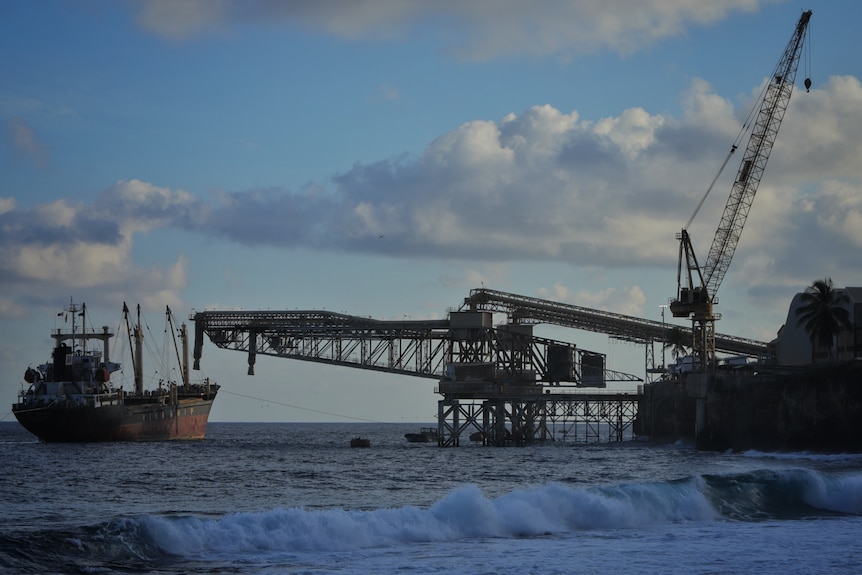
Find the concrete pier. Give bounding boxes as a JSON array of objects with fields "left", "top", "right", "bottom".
[{"left": 636, "top": 361, "right": 862, "bottom": 452}]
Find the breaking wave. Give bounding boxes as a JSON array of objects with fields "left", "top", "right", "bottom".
[{"left": 3, "top": 468, "right": 861, "bottom": 571}]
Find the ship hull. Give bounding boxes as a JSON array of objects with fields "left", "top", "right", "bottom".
[{"left": 12, "top": 398, "right": 216, "bottom": 442}]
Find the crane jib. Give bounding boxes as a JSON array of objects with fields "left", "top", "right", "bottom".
[
  {"left": 700, "top": 9, "right": 812, "bottom": 296},
  {"left": 671, "top": 10, "right": 812, "bottom": 371}
]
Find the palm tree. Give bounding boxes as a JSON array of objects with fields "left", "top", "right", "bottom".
[
  {"left": 663, "top": 327, "right": 690, "bottom": 362},
  {"left": 795, "top": 277, "right": 854, "bottom": 361}
]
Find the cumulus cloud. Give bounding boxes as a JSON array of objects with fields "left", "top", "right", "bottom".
[
  {"left": 134, "top": 0, "right": 769, "bottom": 59},
  {"left": 0, "top": 181, "right": 195, "bottom": 311},
  {"left": 97, "top": 179, "right": 199, "bottom": 233},
  {"left": 193, "top": 74, "right": 862, "bottom": 298},
  {"left": 194, "top": 82, "right": 745, "bottom": 266},
  {"left": 715, "top": 76, "right": 862, "bottom": 297},
  {"left": 196, "top": 106, "right": 605, "bottom": 259},
  {"left": 1, "top": 75, "right": 859, "bottom": 317}
]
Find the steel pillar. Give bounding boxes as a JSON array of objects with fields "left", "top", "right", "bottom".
[{"left": 437, "top": 392, "right": 640, "bottom": 447}]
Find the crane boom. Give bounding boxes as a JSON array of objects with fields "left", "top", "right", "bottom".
[
  {"left": 702, "top": 10, "right": 812, "bottom": 296},
  {"left": 670, "top": 10, "right": 812, "bottom": 371}
]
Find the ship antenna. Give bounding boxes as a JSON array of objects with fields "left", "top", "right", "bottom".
[{"left": 81, "top": 302, "right": 87, "bottom": 356}]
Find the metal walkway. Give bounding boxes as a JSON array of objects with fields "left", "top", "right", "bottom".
[
  {"left": 462, "top": 288, "right": 768, "bottom": 357},
  {"left": 192, "top": 309, "right": 641, "bottom": 385}
]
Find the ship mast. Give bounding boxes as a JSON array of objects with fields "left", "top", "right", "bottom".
[
  {"left": 123, "top": 302, "right": 145, "bottom": 395},
  {"left": 166, "top": 306, "right": 191, "bottom": 391},
  {"left": 135, "top": 304, "right": 144, "bottom": 395}
]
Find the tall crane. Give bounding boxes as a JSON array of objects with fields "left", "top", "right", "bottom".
[{"left": 669, "top": 10, "right": 812, "bottom": 372}]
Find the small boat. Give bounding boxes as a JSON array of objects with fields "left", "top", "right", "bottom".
[
  {"left": 13, "top": 300, "right": 219, "bottom": 442},
  {"left": 350, "top": 437, "right": 371, "bottom": 448},
  {"left": 404, "top": 427, "right": 438, "bottom": 443}
]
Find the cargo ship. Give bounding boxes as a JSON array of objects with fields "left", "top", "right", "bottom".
[{"left": 13, "top": 300, "right": 219, "bottom": 442}]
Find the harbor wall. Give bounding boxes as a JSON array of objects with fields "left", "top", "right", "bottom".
[{"left": 635, "top": 361, "right": 862, "bottom": 452}]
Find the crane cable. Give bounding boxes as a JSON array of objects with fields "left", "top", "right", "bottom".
[
  {"left": 805, "top": 18, "right": 812, "bottom": 91},
  {"left": 683, "top": 55, "right": 779, "bottom": 231},
  {"left": 684, "top": 144, "right": 737, "bottom": 230},
  {"left": 685, "top": 12, "right": 812, "bottom": 231}
]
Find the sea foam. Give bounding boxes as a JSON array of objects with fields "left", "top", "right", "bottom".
[
  {"left": 134, "top": 478, "right": 718, "bottom": 557},
  {"left": 124, "top": 469, "right": 862, "bottom": 559}
]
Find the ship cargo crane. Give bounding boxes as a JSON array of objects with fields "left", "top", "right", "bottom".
[{"left": 670, "top": 10, "right": 812, "bottom": 371}]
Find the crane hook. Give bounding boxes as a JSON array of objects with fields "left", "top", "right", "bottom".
[{"left": 804, "top": 78, "right": 812, "bottom": 92}]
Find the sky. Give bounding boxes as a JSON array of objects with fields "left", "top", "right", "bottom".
[{"left": 2, "top": 0, "right": 860, "bottom": 424}]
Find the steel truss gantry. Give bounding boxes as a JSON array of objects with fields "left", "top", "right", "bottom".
[
  {"left": 461, "top": 288, "right": 769, "bottom": 380},
  {"left": 192, "top": 307, "right": 644, "bottom": 447},
  {"left": 437, "top": 392, "right": 639, "bottom": 447},
  {"left": 193, "top": 310, "right": 449, "bottom": 377},
  {"left": 190, "top": 289, "right": 760, "bottom": 447},
  {"left": 461, "top": 288, "right": 769, "bottom": 359},
  {"left": 192, "top": 309, "right": 640, "bottom": 386}
]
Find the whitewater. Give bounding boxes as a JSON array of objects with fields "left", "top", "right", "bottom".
[{"left": 2, "top": 422, "right": 861, "bottom": 574}]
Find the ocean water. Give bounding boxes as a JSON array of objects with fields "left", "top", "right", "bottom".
[{"left": 1, "top": 421, "right": 862, "bottom": 575}]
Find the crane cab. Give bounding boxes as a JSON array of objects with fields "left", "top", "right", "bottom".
[{"left": 670, "top": 287, "right": 713, "bottom": 319}]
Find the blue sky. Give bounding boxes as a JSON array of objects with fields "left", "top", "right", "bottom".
[{"left": 2, "top": 0, "right": 860, "bottom": 423}]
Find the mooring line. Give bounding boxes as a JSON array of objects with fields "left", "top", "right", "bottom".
[{"left": 218, "top": 388, "right": 386, "bottom": 423}]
